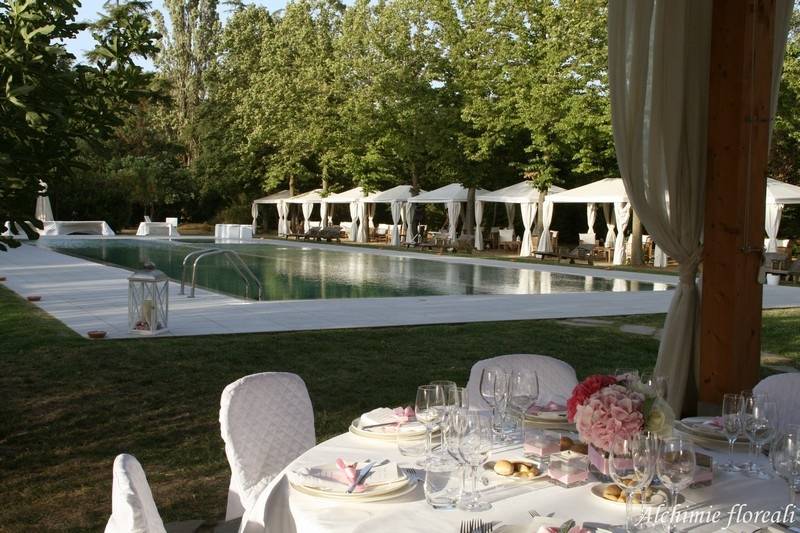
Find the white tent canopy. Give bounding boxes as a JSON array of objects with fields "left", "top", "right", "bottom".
[
  {"left": 477, "top": 182, "right": 565, "bottom": 254},
  {"left": 765, "top": 178, "right": 800, "bottom": 252},
  {"left": 407, "top": 183, "right": 489, "bottom": 242},
  {"left": 253, "top": 190, "right": 292, "bottom": 205},
  {"left": 251, "top": 190, "right": 292, "bottom": 234},
  {"left": 364, "top": 185, "right": 422, "bottom": 246},
  {"left": 323, "top": 187, "right": 382, "bottom": 242},
  {"left": 285, "top": 189, "right": 324, "bottom": 233},
  {"left": 324, "top": 186, "right": 379, "bottom": 204}
]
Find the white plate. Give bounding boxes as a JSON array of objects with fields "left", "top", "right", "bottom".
[
  {"left": 349, "top": 418, "right": 427, "bottom": 441},
  {"left": 291, "top": 478, "right": 417, "bottom": 502},
  {"left": 484, "top": 460, "right": 548, "bottom": 482},
  {"left": 289, "top": 461, "right": 408, "bottom": 499},
  {"left": 675, "top": 417, "right": 728, "bottom": 441},
  {"left": 591, "top": 483, "right": 673, "bottom": 507}
]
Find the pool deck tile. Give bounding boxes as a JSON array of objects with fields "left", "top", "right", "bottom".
[{"left": 1, "top": 239, "right": 799, "bottom": 339}]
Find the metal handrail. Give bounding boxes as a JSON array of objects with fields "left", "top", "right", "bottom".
[{"left": 181, "top": 247, "right": 263, "bottom": 300}]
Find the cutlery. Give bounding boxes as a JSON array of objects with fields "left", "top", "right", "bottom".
[
  {"left": 529, "top": 510, "right": 541, "bottom": 519},
  {"left": 360, "top": 421, "right": 401, "bottom": 430},
  {"left": 346, "top": 460, "right": 375, "bottom": 494},
  {"left": 558, "top": 519, "right": 575, "bottom": 533}
]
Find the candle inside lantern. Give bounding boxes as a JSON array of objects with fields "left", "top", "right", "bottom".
[{"left": 142, "top": 299, "right": 153, "bottom": 327}]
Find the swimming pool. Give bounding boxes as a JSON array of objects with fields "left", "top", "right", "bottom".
[{"left": 35, "top": 238, "right": 666, "bottom": 300}]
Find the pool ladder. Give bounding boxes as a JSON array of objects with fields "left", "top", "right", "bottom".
[{"left": 180, "top": 248, "right": 263, "bottom": 300}]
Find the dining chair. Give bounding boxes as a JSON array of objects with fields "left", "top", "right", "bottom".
[
  {"left": 220, "top": 372, "right": 315, "bottom": 521},
  {"left": 466, "top": 354, "right": 579, "bottom": 409},
  {"left": 754, "top": 372, "right": 800, "bottom": 435},
  {"left": 104, "top": 454, "right": 167, "bottom": 533},
  {"left": 238, "top": 475, "right": 296, "bottom": 533}
]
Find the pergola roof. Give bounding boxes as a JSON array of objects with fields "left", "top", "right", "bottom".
[
  {"left": 407, "top": 183, "right": 489, "bottom": 204},
  {"left": 363, "top": 185, "right": 422, "bottom": 203},
  {"left": 478, "top": 181, "right": 565, "bottom": 204},
  {"left": 284, "top": 189, "right": 325, "bottom": 204},
  {"left": 546, "top": 178, "right": 628, "bottom": 204},
  {"left": 324, "top": 186, "right": 380, "bottom": 204},
  {"left": 766, "top": 178, "right": 800, "bottom": 204},
  {"left": 252, "top": 190, "right": 292, "bottom": 205}
]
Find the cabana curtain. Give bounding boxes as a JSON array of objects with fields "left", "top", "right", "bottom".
[
  {"left": 586, "top": 203, "right": 597, "bottom": 240},
  {"left": 765, "top": 203, "right": 784, "bottom": 253},
  {"left": 301, "top": 203, "right": 313, "bottom": 233},
  {"left": 520, "top": 202, "right": 537, "bottom": 257},
  {"left": 348, "top": 201, "right": 359, "bottom": 242},
  {"left": 612, "top": 202, "right": 631, "bottom": 265},
  {"left": 390, "top": 201, "right": 402, "bottom": 246},
  {"left": 447, "top": 201, "right": 461, "bottom": 242},
  {"left": 602, "top": 204, "right": 616, "bottom": 248},
  {"left": 536, "top": 200, "right": 554, "bottom": 254},
  {"left": 474, "top": 201, "right": 484, "bottom": 251}
]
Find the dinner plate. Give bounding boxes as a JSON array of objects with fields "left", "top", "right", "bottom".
[
  {"left": 291, "top": 478, "right": 417, "bottom": 502},
  {"left": 349, "top": 418, "right": 427, "bottom": 441},
  {"left": 590, "top": 483, "right": 674, "bottom": 507},
  {"left": 484, "top": 460, "right": 548, "bottom": 482},
  {"left": 289, "top": 462, "right": 410, "bottom": 500},
  {"left": 675, "top": 417, "right": 728, "bottom": 441}
]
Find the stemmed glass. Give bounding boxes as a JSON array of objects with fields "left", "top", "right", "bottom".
[
  {"left": 458, "top": 411, "right": 492, "bottom": 512},
  {"left": 744, "top": 400, "right": 778, "bottom": 479},
  {"left": 480, "top": 367, "right": 509, "bottom": 438},
  {"left": 738, "top": 391, "right": 765, "bottom": 472},
  {"left": 771, "top": 432, "right": 800, "bottom": 519},
  {"left": 609, "top": 435, "right": 655, "bottom": 532},
  {"left": 446, "top": 387, "right": 469, "bottom": 454},
  {"left": 430, "top": 380, "right": 457, "bottom": 453},
  {"left": 657, "top": 438, "right": 696, "bottom": 533},
  {"left": 415, "top": 385, "right": 445, "bottom": 467},
  {"left": 719, "top": 393, "right": 743, "bottom": 472},
  {"left": 614, "top": 368, "right": 640, "bottom": 381},
  {"left": 642, "top": 372, "right": 667, "bottom": 400},
  {"left": 509, "top": 370, "right": 539, "bottom": 441}
]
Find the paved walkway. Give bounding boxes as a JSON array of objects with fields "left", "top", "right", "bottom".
[{"left": 1, "top": 240, "right": 798, "bottom": 339}]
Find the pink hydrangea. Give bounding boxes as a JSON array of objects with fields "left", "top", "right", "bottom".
[{"left": 573, "top": 384, "right": 645, "bottom": 453}]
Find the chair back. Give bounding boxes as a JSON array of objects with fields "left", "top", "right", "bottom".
[
  {"left": 220, "top": 373, "right": 315, "bottom": 520},
  {"left": 104, "top": 454, "right": 166, "bottom": 533},
  {"left": 165, "top": 217, "right": 178, "bottom": 227},
  {"left": 498, "top": 229, "right": 514, "bottom": 243},
  {"left": 754, "top": 373, "right": 800, "bottom": 435},
  {"left": 466, "top": 354, "right": 578, "bottom": 410},
  {"left": 143, "top": 216, "right": 152, "bottom": 223}
]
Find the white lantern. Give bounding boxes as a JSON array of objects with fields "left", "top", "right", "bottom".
[{"left": 128, "top": 262, "right": 169, "bottom": 335}]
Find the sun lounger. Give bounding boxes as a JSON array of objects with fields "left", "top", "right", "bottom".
[
  {"left": 560, "top": 243, "right": 595, "bottom": 265},
  {"left": 317, "top": 225, "right": 341, "bottom": 243}
]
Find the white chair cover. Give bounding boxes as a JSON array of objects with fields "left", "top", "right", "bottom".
[
  {"left": 220, "top": 372, "right": 315, "bottom": 521},
  {"left": 104, "top": 454, "right": 166, "bottom": 533},
  {"left": 239, "top": 475, "right": 296, "bottom": 533},
  {"left": 466, "top": 354, "right": 578, "bottom": 410},
  {"left": 754, "top": 373, "right": 800, "bottom": 436},
  {"left": 474, "top": 200, "right": 484, "bottom": 251}
]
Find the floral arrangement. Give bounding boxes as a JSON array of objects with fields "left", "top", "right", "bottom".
[{"left": 566, "top": 374, "right": 674, "bottom": 454}]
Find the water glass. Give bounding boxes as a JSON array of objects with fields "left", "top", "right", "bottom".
[
  {"left": 610, "top": 435, "right": 655, "bottom": 532},
  {"left": 397, "top": 423, "right": 427, "bottom": 457},
  {"left": 509, "top": 369, "right": 539, "bottom": 441},
  {"left": 480, "top": 367, "right": 510, "bottom": 437},
  {"left": 459, "top": 411, "right": 492, "bottom": 512},
  {"left": 430, "top": 380, "right": 457, "bottom": 452},
  {"left": 642, "top": 372, "right": 667, "bottom": 400},
  {"left": 744, "top": 400, "right": 778, "bottom": 479},
  {"left": 658, "top": 438, "right": 696, "bottom": 533},
  {"left": 771, "top": 432, "right": 800, "bottom": 520},
  {"left": 424, "top": 459, "right": 461, "bottom": 509},
  {"left": 416, "top": 384, "right": 445, "bottom": 467},
  {"left": 719, "top": 393, "right": 743, "bottom": 472},
  {"left": 738, "top": 391, "right": 767, "bottom": 471}
]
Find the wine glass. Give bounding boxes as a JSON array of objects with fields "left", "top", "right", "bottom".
[
  {"left": 430, "top": 380, "right": 457, "bottom": 452},
  {"left": 458, "top": 411, "right": 492, "bottom": 512},
  {"left": 642, "top": 372, "right": 667, "bottom": 400},
  {"left": 609, "top": 435, "right": 655, "bottom": 532},
  {"left": 657, "top": 438, "right": 696, "bottom": 533},
  {"left": 509, "top": 370, "right": 539, "bottom": 441},
  {"left": 771, "top": 432, "right": 800, "bottom": 519},
  {"left": 415, "top": 385, "right": 445, "bottom": 467},
  {"left": 445, "top": 387, "right": 468, "bottom": 453},
  {"left": 738, "top": 391, "right": 767, "bottom": 471},
  {"left": 719, "top": 393, "right": 743, "bottom": 472},
  {"left": 744, "top": 400, "right": 778, "bottom": 479},
  {"left": 480, "top": 367, "right": 509, "bottom": 436},
  {"left": 614, "top": 368, "right": 640, "bottom": 381}
]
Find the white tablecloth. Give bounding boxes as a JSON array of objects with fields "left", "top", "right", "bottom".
[{"left": 248, "top": 431, "right": 789, "bottom": 533}]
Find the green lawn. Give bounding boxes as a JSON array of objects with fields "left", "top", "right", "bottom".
[{"left": 0, "top": 285, "right": 797, "bottom": 531}]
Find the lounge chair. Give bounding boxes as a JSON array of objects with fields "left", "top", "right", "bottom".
[
  {"left": 303, "top": 227, "right": 321, "bottom": 240},
  {"left": 560, "top": 243, "right": 595, "bottom": 265},
  {"left": 317, "top": 225, "right": 341, "bottom": 243},
  {"left": 498, "top": 229, "right": 518, "bottom": 252}
]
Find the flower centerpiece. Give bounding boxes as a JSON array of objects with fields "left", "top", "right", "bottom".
[{"left": 566, "top": 373, "right": 674, "bottom": 476}]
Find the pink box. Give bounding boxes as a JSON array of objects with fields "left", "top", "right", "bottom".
[{"left": 547, "top": 451, "right": 589, "bottom": 487}]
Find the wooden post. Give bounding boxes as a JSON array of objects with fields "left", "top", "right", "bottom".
[
  {"left": 630, "top": 211, "right": 643, "bottom": 266},
  {"left": 699, "top": 0, "right": 776, "bottom": 410}
]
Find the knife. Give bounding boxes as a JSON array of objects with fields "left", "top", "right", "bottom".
[
  {"left": 360, "top": 421, "right": 401, "bottom": 430},
  {"left": 346, "top": 461, "right": 376, "bottom": 494}
]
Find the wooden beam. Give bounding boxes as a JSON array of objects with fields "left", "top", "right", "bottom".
[{"left": 699, "top": 0, "right": 776, "bottom": 410}]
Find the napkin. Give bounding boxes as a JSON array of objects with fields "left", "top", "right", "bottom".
[
  {"left": 291, "top": 460, "right": 403, "bottom": 493},
  {"left": 700, "top": 416, "right": 724, "bottom": 429},
  {"left": 359, "top": 407, "right": 420, "bottom": 433},
  {"left": 528, "top": 402, "right": 567, "bottom": 415},
  {"left": 532, "top": 517, "right": 591, "bottom": 533}
]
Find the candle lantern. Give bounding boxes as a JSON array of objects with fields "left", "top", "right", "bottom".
[{"left": 128, "top": 262, "right": 169, "bottom": 335}]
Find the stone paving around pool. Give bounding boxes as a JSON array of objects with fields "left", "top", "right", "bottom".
[{"left": 2, "top": 237, "right": 799, "bottom": 339}]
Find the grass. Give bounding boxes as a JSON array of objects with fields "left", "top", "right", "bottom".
[{"left": 0, "top": 285, "right": 797, "bottom": 531}]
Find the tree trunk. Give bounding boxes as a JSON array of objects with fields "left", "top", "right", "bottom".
[
  {"left": 464, "top": 187, "right": 475, "bottom": 238},
  {"left": 631, "top": 210, "right": 643, "bottom": 266},
  {"left": 534, "top": 190, "right": 546, "bottom": 235}
]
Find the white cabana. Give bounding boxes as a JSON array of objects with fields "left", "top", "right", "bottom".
[
  {"left": 285, "top": 189, "right": 325, "bottom": 233},
  {"left": 324, "top": 187, "right": 381, "bottom": 243},
  {"left": 545, "top": 178, "right": 632, "bottom": 265},
  {"left": 477, "top": 182, "right": 565, "bottom": 255},
  {"left": 364, "top": 185, "right": 421, "bottom": 246},
  {"left": 765, "top": 178, "right": 800, "bottom": 252},
  {"left": 407, "top": 183, "right": 489, "bottom": 242},
  {"left": 252, "top": 190, "right": 292, "bottom": 235}
]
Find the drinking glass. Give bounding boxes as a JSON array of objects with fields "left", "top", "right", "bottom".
[
  {"left": 480, "top": 367, "right": 509, "bottom": 437},
  {"left": 424, "top": 459, "right": 461, "bottom": 509},
  {"left": 719, "top": 393, "right": 743, "bottom": 472},
  {"left": 458, "top": 411, "right": 492, "bottom": 511},
  {"left": 657, "top": 438, "right": 696, "bottom": 533},
  {"left": 415, "top": 385, "right": 445, "bottom": 467},
  {"left": 642, "top": 372, "right": 667, "bottom": 400},
  {"left": 609, "top": 435, "right": 655, "bottom": 532},
  {"left": 509, "top": 370, "right": 539, "bottom": 441},
  {"left": 430, "top": 380, "right": 457, "bottom": 452},
  {"left": 738, "top": 391, "right": 766, "bottom": 471},
  {"left": 397, "top": 424, "right": 427, "bottom": 457},
  {"left": 771, "top": 432, "right": 800, "bottom": 519},
  {"left": 744, "top": 400, "right": 778, "bottom": 479},
  {"left": 614, "top": 368, "right": 640, "bottom": 381}
]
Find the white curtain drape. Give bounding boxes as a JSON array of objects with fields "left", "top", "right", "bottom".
[
  {"left": 474, "top": 200, "right": 484, "bottom": 250},
  {"left": 405, "top": 203, "right": 415, "bottom": 243},
  {"left": 612, "top": 202, "right": 631, "bottom": 265},
  {"left": 320, "top": 202, "right": 328, "bottom": 228},
  {"left": 765, "top": 203, "right": 784, "bottom": 253},
  {"left": 277, "top": 201, "right": 287, "bottom": 236},
  {"left": 447, "top": 201, "right": 461, "bottom": 242},
  {"left": 520, "top": 202, "right": 537, "bottom": 257},
  {"left": 301, "top": 203, "right": 313, "bottom": 233},
  {"left": 357, "top": 201, "right": 369, "bottom": 242},
  {"left": 251, "top": 203, "right": 259, "bottom": 233},
  {"left": 505, "top": 203, "right": 516, "bottom": 229},
  {"left": 602, "top": 204, "right": 616, "bottom": 248},
  {"left": 348, "top": 201, "right": 359, "bottom": 242},
  {"left": 368, "top": 204, "right": 375, "bottom": 230},
  {"left": 536, "top": 200, "right": 554, "bottom": 253},
  {"left": 390, "top": 201, "right": 402, "bottom": 246},
  {"left": 610, "top": 0, "right": 791, "bottom": 413},
  {"left": 586, "top": 203, "right": 597, "bottom": 241}
]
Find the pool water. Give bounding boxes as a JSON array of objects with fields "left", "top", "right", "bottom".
[{"left": 36, "top": 238, "right": 666, "bottom": 301}]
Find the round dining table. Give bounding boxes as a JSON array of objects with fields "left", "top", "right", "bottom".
[{"left": 249, "top": 428, "right": 791, "bottom": 533}]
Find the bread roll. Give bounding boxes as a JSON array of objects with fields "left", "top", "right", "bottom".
[
  {"left": 493, "top": 460, "right": 514, "bottom": 476},
  {"left": 570, "top": 442, "right": 589, "bottom": 455},
  {"left": 602, "top": 484, "right": 622, "bottom": 500},
  {"left": 560, "top": 436, "right": 574, "bottom": 450}
]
